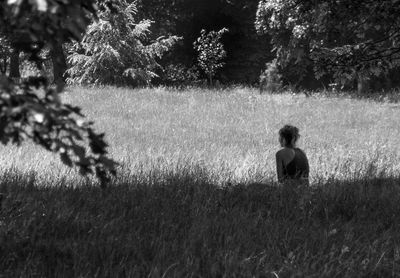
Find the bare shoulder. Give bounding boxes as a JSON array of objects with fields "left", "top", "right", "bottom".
[
  {"left": 296, "top": 148, "right": 308, "bottom": 157},
  {"left": 275, "top": 149, "right": 283, "bottom": 157},
  {"left": 275, "top": 149, "right": 286, "bottom": 159},
  {"left": 276, "top": 148, "right": 295, "bottom": 160}
]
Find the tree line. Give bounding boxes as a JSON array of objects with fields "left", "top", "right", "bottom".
[
  {"left": 0, "top": 0, "right": 272, "bottom": 86},
  {"left": 2, "top": 0, "right": 399, "bottom": 91}
]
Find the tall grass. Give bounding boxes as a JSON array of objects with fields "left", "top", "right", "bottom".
[
  {"left": 0, "top": 168, "right": 400, "bottom": 277},
  {"left": 1, "top": 86, "right": 399, "bottom": 184},
  {"left": 0, "top": 86, "right": 400, "bottom": 277}
]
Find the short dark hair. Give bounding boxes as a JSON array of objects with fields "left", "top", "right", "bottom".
[{"left": 279, "top": 125, "right": 300, "bottom": 147}]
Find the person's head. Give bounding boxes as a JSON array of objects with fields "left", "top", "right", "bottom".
[{"left": 279, "top": 125, "right": 300, "bottom": 148}]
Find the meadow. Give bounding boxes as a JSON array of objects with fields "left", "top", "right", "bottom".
[
  {"left": 1, "top": 87, "right": 400, "bottom": 277},
  {"left": 1, "top": 86, "right": 400, "bottom": 184}
]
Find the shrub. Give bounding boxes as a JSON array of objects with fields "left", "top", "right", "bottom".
[
  {"left": 259, "top": 59, "right": 282, "bottom": 93},
  {"left": 162, "top": 63, "right": 200, "bottom": 86}
]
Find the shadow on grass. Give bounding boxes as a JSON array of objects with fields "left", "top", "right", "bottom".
[{"left": 0, "top": 167, "right": 399, "bottom": 277}]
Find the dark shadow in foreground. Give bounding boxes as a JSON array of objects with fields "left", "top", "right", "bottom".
[{"left": 0, "top": 168, "right": 399, "bottom": 278}]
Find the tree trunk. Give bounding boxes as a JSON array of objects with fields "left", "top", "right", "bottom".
[
  {"left": 357, "top": 73, "right": 369, "bottom": 94},
  {"left": 0, "top": 56, "right": 7, "bottom": 75},
  {"left": 9, "top": 48, "right": 20, "bottom": 79},
  {"left": 259, "top": 70, "right": 265, "bottom": 94},
  {"left": 50, "top": 41, "right": 67, "bottom": 87}
]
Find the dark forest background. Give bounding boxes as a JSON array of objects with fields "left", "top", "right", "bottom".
[
  {"left": 133, "top": 0, "right": 400, "bottom": 90},
  {"left": 136, "top": 0, "right": 273, "bottom": 85},
  {"left": 1, "top": 0, "right": 400, "bottom": 92}
]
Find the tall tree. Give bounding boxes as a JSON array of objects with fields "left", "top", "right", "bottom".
[
  {"left": 67, "top": 0, "right": 180, "bottom": 87},
  {"left": 51, "top": 41, "right": 67, "bottom": 86}
]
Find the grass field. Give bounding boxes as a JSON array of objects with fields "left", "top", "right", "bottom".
[
  {"left": 1, "top": 87, "right": 400, "bottom": 277},
  {"left": 1, "top": 86, "right": 400, "bottom": 184}
]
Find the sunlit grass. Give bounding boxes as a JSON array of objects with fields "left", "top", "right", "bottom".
[{"left": 1, "top": 86, "right": 399, "bottom": 184}]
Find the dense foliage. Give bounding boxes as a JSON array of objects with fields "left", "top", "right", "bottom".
[
  {"left": 256, "top": 0, "right": 400, "bottom": 90},
  {"left": 67, "top": 1, "right": 180, "bottom": 86},
  {"left": 0, "top": 0, "right": 117, "bottom": 183},
  {"left": 136, "top": 0, "right": 272, "bottom": 84},
  {"left": 2, "top": 0, "right": 400, "bottom": 90},
  {"left": 162, "top": 63, "right": 200, "bottom": 86},
  {"left": 193, "top": 28, "right": 228, "bottom": 85}
]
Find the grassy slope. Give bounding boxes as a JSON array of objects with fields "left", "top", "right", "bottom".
[{"left": 0, "top": 87, "right": 400, "bottom": 277}]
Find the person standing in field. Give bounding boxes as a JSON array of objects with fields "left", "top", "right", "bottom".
[{"left": 275, "top": 125, "right": 309, "bottom": 185}]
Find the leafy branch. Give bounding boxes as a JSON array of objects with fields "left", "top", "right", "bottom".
[{"left": 0, "top": 0, "right": 118, "bottom": 185}]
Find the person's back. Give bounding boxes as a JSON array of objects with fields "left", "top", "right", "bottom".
[
  {"left": 282, "top": 148, "right": 309, "bottom": 181},
  {"left": 275, "top": 125, "right": 309, "bottom": 185}
]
